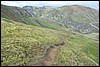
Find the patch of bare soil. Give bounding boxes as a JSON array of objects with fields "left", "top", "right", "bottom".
[{"left": 35, "top": 40, "right": 65, "bottom": 66}]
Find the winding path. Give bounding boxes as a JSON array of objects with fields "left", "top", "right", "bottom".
[{"left": 34, "top": 40, "right": 65, "bottom": 66}]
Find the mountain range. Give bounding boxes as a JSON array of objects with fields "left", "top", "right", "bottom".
[
  {"left": 1, "top": 4, "right": 99, "bottom": 33},
  {"left": 1, "top": 4, "right": 99, "bottom": 66}
]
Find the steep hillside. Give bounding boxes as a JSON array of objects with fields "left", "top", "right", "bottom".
[
  {"left": 1, "top": 4, "right": 99, "bottom": 33},
  {"left": 1, "top": 4, "right": 32, "bottom": 22},
  {"left": 1, "top": 4, "right": 99, "bottom": 66},
  {"left": 23, "top": 5, "right": 99, "bottom": 33},
  {"left": 1, "top": 4, "right": 67, "bottom": 31},
  {"left": 1, "top": 18, "right": 99, "bottom": 66},
  {"left": 1, "top": 18, "right": 64, "bottom": 66}
]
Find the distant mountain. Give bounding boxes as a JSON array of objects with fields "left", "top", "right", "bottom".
[
  {"left": 1, "top": 4, "right": 32, "bottom": 22},
  {"left": 23, "top": 5, "right": 99, "bottom": 33},
  {"left": 1, "top": 4, "right": 99, "bottom": 33}
]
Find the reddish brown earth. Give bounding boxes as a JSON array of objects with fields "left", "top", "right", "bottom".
[
  {"left": 34, "top": 40, "right": 65, "bottom": 66},
  {"left": 35, "top": 46, "right": 59, "bottom": 66}
]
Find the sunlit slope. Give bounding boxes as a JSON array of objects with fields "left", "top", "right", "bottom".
[
  {"left": 54, "top": 31, "right": 99, "bottom": 66},
  {"left": 1, "top": 18, "right": 63, "bottom": 66},
  {"left": 1, "top": 18, "right": 99, "bottom": 66}
]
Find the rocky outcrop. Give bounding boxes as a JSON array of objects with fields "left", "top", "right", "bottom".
[{"left": 23, "top": 6, "right": 37, "bottom": 17}]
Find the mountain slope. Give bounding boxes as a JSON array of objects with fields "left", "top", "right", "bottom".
[
  {"left": 1, "top": 18, "right": 64, "bottom": 66},
  {"left": 1, "top": 4, "right": 67, "bottom": 31},
  {"left": 1, "top": 18, "right": 99, "bottom": 66},
  {"left": 1, "top": 4, "right": 99, "bottom": 66},
  {"left": 23, "top": 5, "right": 99, "bottom": 33},
  {"left": 1, "top": 4, "right": 32, "bottom": 22},
  {"left": 54, "top": 31, "right": 99, "bottom": 66},
  {"left": 1, "top": 4, "right": 99, "bottom": 33}
]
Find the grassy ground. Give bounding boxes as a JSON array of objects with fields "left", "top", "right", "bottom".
[
  {"left": 54, "top": 32, "right": 99, "bottom": 66},
  {"left": 1, "top": 18, "right": 99, "bottom": 66},
  {"left": 20, "top": 17, "right": 66, "bottom": 31},
  {"left": 1, "top": 18, "right": 63, "bottom": 66}
]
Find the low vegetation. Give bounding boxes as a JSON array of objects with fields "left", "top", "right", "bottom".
[
  {"left": 1, "top": 18, "right": 64, "bottom": 66},
  {"left": 54, "top": 32, "right": 99, "bottom": 66},
  {"left": 1, "top": 18, "right": 99, "bottom": 66}
]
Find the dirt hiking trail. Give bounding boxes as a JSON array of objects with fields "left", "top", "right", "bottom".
[{"left": 34, "top": 39, "right": 66, "bottom": 66}]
